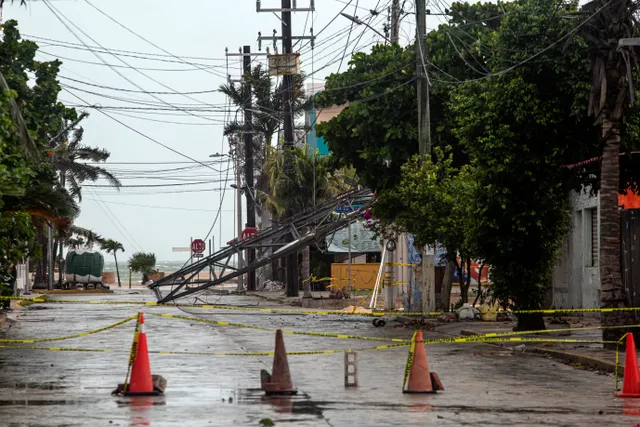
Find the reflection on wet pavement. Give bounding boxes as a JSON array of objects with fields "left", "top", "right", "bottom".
[{"left": 0, "top": 290, "right": 637, "bottom": 426}]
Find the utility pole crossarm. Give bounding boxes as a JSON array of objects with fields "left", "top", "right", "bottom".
[{"left": 256, "top": 0, "right": 315, "bottom": 12}]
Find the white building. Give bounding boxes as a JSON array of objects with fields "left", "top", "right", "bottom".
[{"left": 552, "top": 188, "right": 601, "bottom": 309}]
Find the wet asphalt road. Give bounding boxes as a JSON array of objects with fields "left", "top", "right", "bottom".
[{"left": 0, "top": 290, "right": 639, "bottom": 427}]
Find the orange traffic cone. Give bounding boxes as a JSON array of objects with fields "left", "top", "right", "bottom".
[
  {"left": 403, "top": 330, "right": 443, "bottom": 394},
  {"left": 261, "top": 329, "right": 298, "bottom": 396},
  {"left": 113, "top": 313, "right": 166, "bottom": 396},
  {"left": 616, "top": 333, "right": 640, "bottom": 398}
]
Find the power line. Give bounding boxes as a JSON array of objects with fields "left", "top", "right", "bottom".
[
  {"left": 25, "top": 33, "right": 228, "bottom": 61},
  {"left": 59, "top": 76, "right": 221, "bottom": 95},
  {"left": 64, "top": 89, "right": 228, "bottom": 173},
  {"left": 83, "top": 180, "right": 225, "bottom": 188},
  {"left": 88, "top": 188, "right": 144, "bottom": 252},
  {"left": 83, "top": 0, "right": 227, "bottom": 79},
  {"left": 43, "top": 0, "right": 226, "bottom": 124},
  {"left": 83, "top": 198, "right": 235, "bottom": 213}
]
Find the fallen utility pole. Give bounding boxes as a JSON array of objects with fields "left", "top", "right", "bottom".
[{"left": 149, "top": 189, "right": 373, "bottom": 303}]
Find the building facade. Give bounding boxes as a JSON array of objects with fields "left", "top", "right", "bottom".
[{"left": 552, "top": 189, "right": 601, "bottom": 309}]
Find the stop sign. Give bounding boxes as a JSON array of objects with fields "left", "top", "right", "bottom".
[{"left": 191, "top": 239, "right": 206, "bottom": 254}]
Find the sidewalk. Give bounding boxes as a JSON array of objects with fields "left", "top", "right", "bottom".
[{"left": 435, "top": 318, "right": 628, "bottom": 375}]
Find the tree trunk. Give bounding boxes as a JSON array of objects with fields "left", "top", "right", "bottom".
[
  {"left": 286, "top": 250, "right": 299, "bottom": 297},
  {"left": 515, "top": 313, "right": 546, "bottom": 331},
  {"left": 473, "top": 262, "right": 485, "bottom": 306},
  {"left": 33, "top": 226, "right": 47, "bottom": 289},
  {"left": 302, "top": 245, "right": 311, "bottom": 298},
  {"left": 439, "top": 255, "right": 455, "bottom": 312},
  {"left": 58, "top": 236, "right": 64, "bottom": 288},
  {"left": 459, "top": 256, "right": 471, "bottom": 304},
  {"left": 114, "top": 253, "right": 122, "bottom": 288},
  {"left": 454, "top": 258, "right": 463, "bottom": 307},
  {"left": 600, "top": 114, "right": 632, "bottom": 344}
]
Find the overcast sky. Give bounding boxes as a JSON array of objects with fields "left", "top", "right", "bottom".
[{"left": 4, "top": 0, "right": 434, "bottom": 261}]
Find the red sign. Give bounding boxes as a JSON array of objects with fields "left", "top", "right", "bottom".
[
  {"left": 191, "top": 239, "right": 206, "bottom": 254},
  {"left": 241, "top": 227, "right": 258, "bottom": 240}
]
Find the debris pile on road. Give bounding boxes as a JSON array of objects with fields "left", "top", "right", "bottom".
[
  {"left": 394, "top": 317, "right": 441, "bottom": 331},
  {"left": 338, "top": 305, "right": 372, "bottom": 314},
  {"left": 259, "top": 280, "right": 285, "bottom": 291}
]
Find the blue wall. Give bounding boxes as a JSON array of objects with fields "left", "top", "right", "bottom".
[{"left": 306, "top": 108, "right": 330, "bottom": 157}]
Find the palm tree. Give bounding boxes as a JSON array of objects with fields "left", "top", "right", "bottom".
[
  {"left": 219, "top": 66, "right": 312, "bottom": 288},
  {"left": 49, "top": 121, "right": 120, "bottom": 286},
  {"left": 68, "top": 237, "right": 85, "bottom": 249},
  {"left": 219, "top": 66, "right": 311, "bottom": 149},
  {"left": 128, "top": 252, "right": 156, "bottom": 284},
  {"left": 52, "top": 125, "right": 121, "bottom": 202},
  {"left": 101, "top": 239, "right": 125, "bottom": 287},
  {"left": 258, "top": 145, "right": 357, "bottom": 296},
  {"left": 584, "top": 0, "right": 640, "bottom": 344}
]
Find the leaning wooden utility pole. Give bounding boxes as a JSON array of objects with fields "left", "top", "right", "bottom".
[
  {"left": 415, "top": 0, "right": 435, "bottom": 312},
  {"left": 257, "top": 0, "right": 315, "bottom": 297}
]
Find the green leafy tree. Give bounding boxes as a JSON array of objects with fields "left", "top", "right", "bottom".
[
  {"left": 376, "top": 150, "right": 478, "bottom": 309},
  {"left": 316, "top": 43, "right": 417, "bottom": 192},
  {"left": 128, "top": 252, "right": 157, "bottom": 283},
  {"left": 315, "top": 5, "right": 500, "bottom": 309},
  {"left": 101, "top": 239, "right": 125, "bottom": 288},
  {"left": 258, "top": 145, "right": 356, "bottom": 295},
  {"left": 0, "top": 20, "right": 80, "bottom": 288},
  {"left": 0, "top": 212, "right": 38, "bottom": 297},
  {"left": 450, "top": 0, "right": 603, "bottom": 330}
]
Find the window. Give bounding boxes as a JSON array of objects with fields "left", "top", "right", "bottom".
[{"left": 590, "top": 208, "right": 598, "bottom": 267}]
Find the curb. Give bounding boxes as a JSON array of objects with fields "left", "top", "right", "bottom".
[
  {"left": 246, "top": 292, "right": 288, "bottom": 305},
  {"left": 460, "top": 329, "right": 622, "bottom": 375}
]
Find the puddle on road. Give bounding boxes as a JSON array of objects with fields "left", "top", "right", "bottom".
[
  {"left": 7, "top": 382, "right": 66, "bottom": 390},
  {"left": 0, "top": 399, "right": 81, "bottom": 406}
]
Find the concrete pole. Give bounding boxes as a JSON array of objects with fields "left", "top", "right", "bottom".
[
  {"left": 24, "top": 258, "right": 31, "bottom": 295},
  {"left": 236, "top": 153, "right": 245, "bottom": 291},
  {"left": 384, "top": 240, "right": 395, "bottom": 310},
  {"left": 47, "top": 224, "right": 54, "bottom": 290},
  {"left": 422, "top": 245, "right": 436, "bottom": 312},
  {"left": 347, "top": 221, "right": 352, "bottom": 297},
  {"left": 390, "top": 0, "right": 400, "bottom": 44}
]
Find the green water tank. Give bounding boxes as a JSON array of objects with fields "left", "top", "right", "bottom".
[{"left": 64, "top": 249, "right": 104, "bottom": 284}]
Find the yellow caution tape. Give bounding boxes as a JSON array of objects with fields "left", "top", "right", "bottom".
[
  {"left": 152, "top": 312, "right": 631, "bottom": 346},
  {"left": 123, "top": 313, "right": 142, "bottom": 392},
  {"left": 0, "top": 296, "right": 444, "bottom": 317},
  {"left": 403, "top": 331, "right": 417, "bottom": 389},
  {"left": 150, "top": 313, "right": 409, "bottom": 343},
  {"left": 0, "top": 315, "right": 137, "bottom": 343},
  {"left": 0, "top": 337, "right": 616, "bottom": 357},
  {"left": 385, "top": 262, "right": 417, "bottom": 267},
  {"left": 6, "top": 296, "right": 640, "bottom": 317}
]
